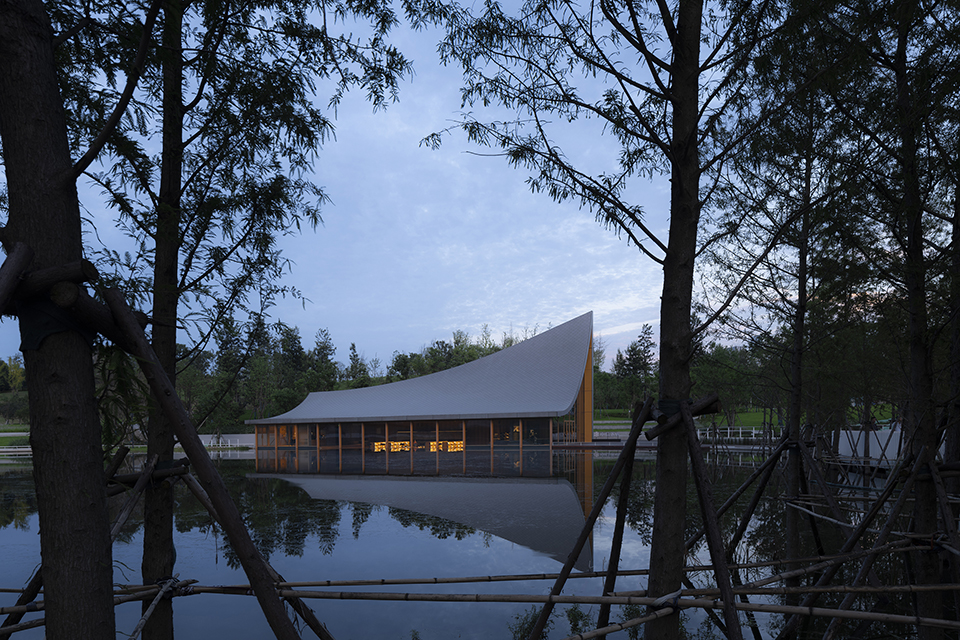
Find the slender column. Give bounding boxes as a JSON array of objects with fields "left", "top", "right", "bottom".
[
  {"left": 490, "top": 420, "right": 494, "bottom": 475},
  {"left": 549, "top": 419, "right": 553, "bottom": 475},
  {"left": 521, "top": 419, "right": 526, "bottom": 476}
]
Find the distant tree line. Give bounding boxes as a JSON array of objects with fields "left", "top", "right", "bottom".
[
  {"left": 167, "top": 319, "right": 536, "bottom": 433},
  {"left": 0, "top": 355, "right": 27, "bottom": 423}
]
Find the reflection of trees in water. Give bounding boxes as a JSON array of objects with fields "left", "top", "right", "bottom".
[
  {"left": 388, "top": 507, "right": 477, "bottom": 540},
  {"left": 213, "top": 475, "right": 343, "bottom": 567},
  {"left": 0, "top": 471, "right": 35, "bottom": 531},
  {"left": 351, "top": 502, "right": 377, "bottom": 539}
]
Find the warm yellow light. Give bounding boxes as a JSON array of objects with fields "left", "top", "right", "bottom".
[
  {"left": 430, "top": 441, "right": 465, "bottom": 452},
  {"left": 373, "top": 441, "right": 412, "bottom": 452}
]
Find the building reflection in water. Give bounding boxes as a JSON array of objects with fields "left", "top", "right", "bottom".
[{"left": 254, "top": 428, "right": 598, "bottom": 571}]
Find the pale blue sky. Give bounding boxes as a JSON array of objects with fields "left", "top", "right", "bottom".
[{"left": 0, "top": 22, "right": 670, "bottom": 372}]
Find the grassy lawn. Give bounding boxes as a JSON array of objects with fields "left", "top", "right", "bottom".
[
  {"left": 0, "top": 423, "right": 28, "bottom": 433},
  {"left": 0, "top": 435, "right": 29, "bottom": 447}
]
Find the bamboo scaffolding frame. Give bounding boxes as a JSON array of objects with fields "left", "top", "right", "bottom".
[
  {"left": 685, "top": 434, "right": 790, "bottom": 552},
  {"left": 820, "top": 448, "right": 929, "bottom": 640},
  {"left": 929, "top": 459, "right": 960, "bottom": 616},
  {"left": 596, "top": 399, "right": 651, "bottom": 635},
  {"left": 9, "top": 381, "right": 960, "bottom": 640},
  {"left": 681, "top": 402, "right": 742, "bottom": 640},
  {"left": 103, "top": 288, "right": 306, "bottom": 640},
  {"left": 744, "top": 540, "right": 917, "bottom": 589},
  {"left": 526, "top": 399, "right": 652, "bottom": 640},
  {"left": 773, "top": 449, "right": 926, "bottom": 640},
  {"left": 144, "top": 549, "right": 918, "bottom": 594}
]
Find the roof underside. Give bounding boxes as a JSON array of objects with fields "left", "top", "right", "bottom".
[{"left": 248, "top": 311, "right": 593, "bottom": 424}]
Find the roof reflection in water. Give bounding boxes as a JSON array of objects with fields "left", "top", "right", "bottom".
[{"left": 254, "top": 472, "right": 593, "bottom": 571}]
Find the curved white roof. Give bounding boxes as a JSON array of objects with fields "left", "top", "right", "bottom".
[{"left": 248, "top": 311, "right": 592, "bottom": 424}]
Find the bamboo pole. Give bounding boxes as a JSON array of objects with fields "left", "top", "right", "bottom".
[
  {"left": 127, "top": 575, "right": 179, "bottom": 640},
  {"left": 261, "top": 589, "right": 960, "bottom": 630},
  {"left": 596, "top": 398, "right": 652, "bottom": 635},
  {"left": 730, "top": 564, "right": 764, "bottom": 640},
  {"left": 215, "top": 549, "right": 921, "bottom": 591},
  {"left": 0, "top": 582, "right": 200, "bottom": 616},
  {"left": 682, "top": 402, "right": 743, "bottom": 640},
  {"left": 14, "top": 258, "right": 99, "bottom": 297},
  {"left": 526, "top": 397, "right": 652, "bottom": 640},
  {"left": 687, "top": 435, "right": 788, "bottom": 553},
  {"left": 0, "top": 617, "right": 44, "bottom": 637},
  {"left": 104, "top": 445, "right": 130, "bottom": 481},
  {"left": 561, "top": 607, "right": 676, "bottom": 640},
  {"left": 746, "top": 539, "right": 916, "bottom": 589},
  {"left": 797, "top": 464, "right": 826, "bottom": 557},
  {"left": 102, "top": 288, "right": 304, "bottom": 640},
  {"left": 111, "top": 454, "right": 157, "bottom": 540},
  {"left": 678, "top": 583, "right": 960, "bottom": 598}
]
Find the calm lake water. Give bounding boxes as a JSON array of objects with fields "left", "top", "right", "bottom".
[{"left": 1, "top": 452, "right": 796, "bottom": 639}]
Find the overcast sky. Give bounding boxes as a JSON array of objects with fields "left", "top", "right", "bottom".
[{"left": 0, "top": 21, "right": 671, "bottom": 373}]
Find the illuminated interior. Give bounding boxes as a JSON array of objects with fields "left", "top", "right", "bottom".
[{"left": 254, "top": 417, "right": 556, "bottom": 477}]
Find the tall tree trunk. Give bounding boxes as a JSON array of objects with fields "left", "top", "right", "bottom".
[
  {"left": 894, "top": 2, "right": 941, "bottom": 635},
  {"left": 0, "top": 1, "right": 115, "bottom": 638},
  {"left": 785, "top": 157, "right": 811, "bottom": 616},
  {"left": 945, "top": 160, "right": 960, "bottom": 498},
  {"left": 142, "top": 3, "right": 184, "bottom": 638},
  {"left": 645, "top": 2, "right": 701, "bottom": 638}
]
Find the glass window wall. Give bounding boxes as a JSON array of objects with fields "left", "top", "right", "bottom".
[
  {"left": 363, "top": 422, "right": 387, "bottom": 474},
  {"left": 437, "top": 420, "right": 464, "bottom": 474},
  {"left": 387, "top": 422, "right": 412, "bottom": 475},
  {"left": 318, "top": 423, "right": 339, "bottom": 473},
  {"left": 340, "top": 423, "right": 363, "bottom": 473},
  {"left": 255, "top": 415, "right": 555, "bottom": 477}
]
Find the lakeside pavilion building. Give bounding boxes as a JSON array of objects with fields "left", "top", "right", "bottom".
[{"left": 249, "top": 311, "right": 594, "bottom": 476}]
